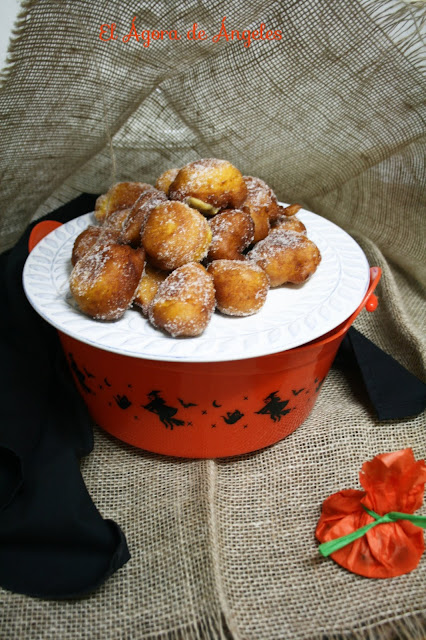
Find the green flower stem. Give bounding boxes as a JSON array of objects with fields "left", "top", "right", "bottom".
[{"left": 318, "top": 505, "right": 426, "bottom": 558}]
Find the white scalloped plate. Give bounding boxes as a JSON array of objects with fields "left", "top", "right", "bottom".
[{"left": 23, "top": 209, "right": 369, "bottom": 363}]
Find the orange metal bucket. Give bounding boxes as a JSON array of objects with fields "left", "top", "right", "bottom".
[
  {"left": 28, "top": 221, "right": 381, "bottom": 458},
  {"left": 57, "top": 268, "right": 380, "bottom": 458}
]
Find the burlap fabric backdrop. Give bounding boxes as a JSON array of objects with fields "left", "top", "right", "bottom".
[{"left": 1, "top": 1, "right": 425, "bottom": 638}]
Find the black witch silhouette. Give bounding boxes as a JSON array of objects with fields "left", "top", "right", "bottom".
[
  {"left": 142, "top": 390, "right": 185, "bottom": 430},
  {"left": 256, "top": 391, "right": 291, "bottom": 422}
]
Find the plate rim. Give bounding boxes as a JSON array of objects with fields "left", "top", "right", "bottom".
[{"left": 23, "top": 207, "right": 370, "bottom": 363}]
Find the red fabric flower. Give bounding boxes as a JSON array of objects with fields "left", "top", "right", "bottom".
[{"left": 316, "top": 449, "right": 426, "bottom": 578}]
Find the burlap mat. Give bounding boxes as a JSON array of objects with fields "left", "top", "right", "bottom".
[{"left": 0, "top": 1, "right": 425, "bottom": 638}]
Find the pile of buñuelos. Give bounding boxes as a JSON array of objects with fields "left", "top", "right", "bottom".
[{"left": 69, "top": 158, "right": 321, "bottom": 337}]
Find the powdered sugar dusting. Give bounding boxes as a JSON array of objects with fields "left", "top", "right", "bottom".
[
  {"left": 172, "top": 158, "right": 226, "bottom": 195},
  {"left": 210, "top": 216, "right": 233, "bottom": 243},
  {"left": 143, "top": 201, "right": 211, "bottom": 269},
  {"left": 208, "top": 260, "right": 269, "bottom": 316},
  {"left": 122, "top": 190, "right": 167, "bottom": 243},
  {"left": 242, "top": 175, "right": 278, "bottom": 210},
  {"left": 249, "top": 229, "right": 308, "bottom": 261},
  {"left": 153, "top": 264, "right": 213, "bottom": 309},
  {"left": 69, "top": 242, "right": 145, "bottom": 320},
  {"left": 149, "top": 264, "right": 215, "bottom": 336},
  {"left": 70, "top": 244, "right": 110, "bottom": 294},
  {"left": 208, "top": 210, "right": 254, "bottom": 260},
  {"left": 247, "top": 229, "right": 321, "bottom": 287},
  {"left": 210, "top": 258, "right": 264, "bottom": 274},
  {"left": 94, "top": 302, "right": 129, "bottom": 322},
  {"left": 271, "top": 216, "right": 307, "bottom": 234},
  {"left": 155, "top": 167, "right": 180, "bottom": 194},
  {"left": 169, "top": 159, "right": 246, "bottom": 209}
]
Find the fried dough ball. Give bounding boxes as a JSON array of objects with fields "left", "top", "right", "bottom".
[
  {"left": 71, "top": 226, "right": 123, "bottom": 266},
  {"left": 69, "top": 243, "right": 145, "bottom": 320},
  {"left": 149, "top": 263, "right": 215, "bottom": 337},
  {"left": 94, "top": 182, "right": 155, "bottom": 223},
  {"left": 169, "top": 159, "right": 247, "bottom": 213},
  {"left": 207, "top": 260, "right": 269, "bottom": 316},
  {"left": 155, "top": 167, "right": 180, "bottom": 195},
  {"left": 134, "top": 263, "right": 168, "bottom": 315},
  {"left": 248, "top": 230, "right": 321, "bottom": 287},
  {"left": 71, "top": 226, "right": 102, "bottom": 266},
  {"left": 120, "top": 189, "right": 167, "bottom": 247},
  {"left": 241, "top": 176, "right": 280, "bottom": 233},
  {"left": 246, "top": 207, "right": 269, "bottom": 243},
  {"left": 271, "top": 214, "right": 306, "bottom": 235},
  {"left": 142, "top": 201, "right": 212, "bottom": 271},
  {"left": 103, "top": 208, "right": 132, "bottom": 233},
  {"left": 207, "top": 209, "right": 254, "bottom": 262}
]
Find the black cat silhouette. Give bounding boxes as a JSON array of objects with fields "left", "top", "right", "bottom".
[
  {"left": 114, "top": 394, "right": 132, "bottom": 410},
  {"left": 222, "top": 409, "right": 244, "bottom": 424}
]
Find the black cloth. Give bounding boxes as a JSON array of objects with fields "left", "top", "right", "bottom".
[
  {"left": 0, "top": 195, "right": 130, "bottom": 599},
  {"left": 340, "top": 327, "right": 426, "bottom": 421}
]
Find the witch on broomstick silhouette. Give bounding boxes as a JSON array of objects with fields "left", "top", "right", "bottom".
[{"left": 143, "top": 390, "right": 186, "bottom": 429}]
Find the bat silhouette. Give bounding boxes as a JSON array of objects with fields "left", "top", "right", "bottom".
[{"left": 178, "top": 398, "right": 197, "bottom": 408}]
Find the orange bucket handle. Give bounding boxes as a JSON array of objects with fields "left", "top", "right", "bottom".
[
  {"left": 364, "top": 266, "right": 381, "bottom": 312},
  {"left": 28, "top": 220, "right": 63, "bottom": 253},
  {"left": 341, "top": 266, "right": 382, "bottom": 332}
]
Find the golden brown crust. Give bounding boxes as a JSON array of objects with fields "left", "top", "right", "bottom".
[
  {"left": 70, "top": 163, "right": 319, "bottom": 334},
  {"left": 71, "top": 226, "right": 123, "bottom": 266},
  {"left": 94, "top": 182, "right": 156, "bottom": 223},
  {"left": 149, "top": 263, "right": 215, "bottom": 337},
  {"left": 94, "top": 194, "right": 108, "bottom": 222},
  {"left": 207, "top": 209, "right": 254, "bottom": 262},
  {"left": 241, "top": 175, "right": 280, "bottom": 231},
  {"left": 155, "top": 167, "right": 180, "bottom": 195},
  {"left": 169, "top": 159, "right": 247, "bottom": 210},
  {"left": 103, "top": 208, "right": 132, "bottom": 233},
  {"left": 271, "top": 215, "right": 306, "bottom": 234},
  {"left": 207, "top": 259, "right": 269, "bottom": 316},
  {"left": 69, "top": 244, "right": 145, "bottom": 320},
  {"left": 248, "top": 229, "right": 321, "bottom": 286},
  {"left": 120, "top": 189, "right": 167, "bottom": 247},
  {"left": 280, "top": 203, "right": 302, "bottom": 217},
  {"left": 133, "top": 262, "right": 169, "bottom": 315},
  {"left": 247, "top": 208, "right": 270, "bottom": 243},
  {"left": 71, "top": 226, "right": 102, "bottom": 266},
  {"left": 142, "top": 201, "right": 212, "bottom": 271}
]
